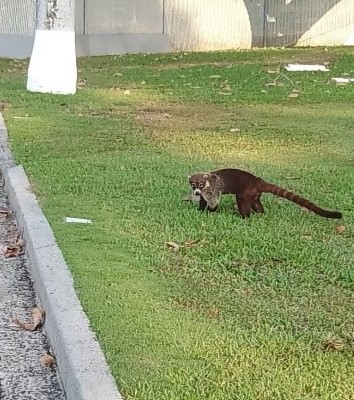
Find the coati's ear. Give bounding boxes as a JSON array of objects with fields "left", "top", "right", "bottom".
[
  {"left": 203, "top": 174, "right": 209, "bottom": 179},
  {"left": 187, "top": 175, "right": 191, "bottom": 180}
]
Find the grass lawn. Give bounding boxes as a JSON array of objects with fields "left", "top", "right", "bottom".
[{"left": 1, "top": 47, "right": 354, "bottom": 399}]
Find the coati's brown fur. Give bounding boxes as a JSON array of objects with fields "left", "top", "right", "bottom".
[{"left": 188, "top": 168, "right": 342, "bottom": 219}]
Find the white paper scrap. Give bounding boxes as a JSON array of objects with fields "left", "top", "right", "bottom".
[
  {"left": 65, "top": 217, "right": 92, "bottom": 224},
  {"left": 331, "top": 77, "right": 354, "bottom": 84},
  {"left": 284, "top": 64, "right": 330, "bottom": 72}
]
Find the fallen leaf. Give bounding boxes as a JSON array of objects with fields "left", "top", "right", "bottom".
[
  {"left": 77, "top": 78, "right": 87, "bottom": 88},
  {"left": 14, "top": 307, "right": 45, "bottom": 331},
  {"left": 124, "top": 90, "right": 131, "bottom": 95},
  {"left": 207, "top": 306, "right": 220, "bottom": 318},
  {"left": 2, "top": 245, "right": 22, "bottom": 258},
  {"left": 282, "top": 176, "right": 300, "bottom": 180},
  {"left": 287, "top": 92, "right": 299, "bottom": 98},
  {"left": 0, "top": 206, "right": 11, "bottom": 218},
  {"left": 323, "top": 336, "right": 345, "bottom": 351},
  {"left": 335, "top": 225, "right": 346, "bottom": 234},
  {"left": 229, "top": 128, "right": 240, "bottom": 133},
  {"left": 6, "top": 231, "right": 24, "bottom": 250},
  {"left": 165, "top": 241, "right": 180, "bottom": 251},
  {"left": 267, "top": 70, "right": 278, "bottom": 74},
  {"left": 7, "top": 230, "right": 24, "bottom": 247},
  {"left": 301, "top": 234, "right": 312, "bottom": 240},
  {"left": 218, "top": 92, "right": 232, "bottom": 96},
  {"left": 239, "top": 288, "right": 253, "bottom": 296},
  {"left": 39, "top": 354, "right": 55, "bottom": 367},
  {"left": 183, "top": 239, "right": 200, "bottom": 247},
  {"left": 209, "top": 75, "right": 221, "bottom": 79}
]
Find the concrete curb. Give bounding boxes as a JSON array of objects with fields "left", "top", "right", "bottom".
[{"left": 0, "top": 114, "right": 122, "bottom": 400}]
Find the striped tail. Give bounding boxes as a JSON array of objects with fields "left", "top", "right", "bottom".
[{"left": 262, "top": 182, "right": 342, "bottom": 219}]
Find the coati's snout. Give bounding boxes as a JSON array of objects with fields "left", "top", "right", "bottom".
[
  {"left": 188, "top": 173, "right": 210, "bottom": 196},
  {"left": 193, "top": 189, "right": 201, "bottom": 196}
]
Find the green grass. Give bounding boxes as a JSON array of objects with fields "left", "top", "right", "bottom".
[{"left": 1, "top": 47, "right": 354, "bottom": 399}]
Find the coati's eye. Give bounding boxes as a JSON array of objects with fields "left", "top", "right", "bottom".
[
  {"left": 191, "top": 183, "right": 196, "bottom": 189},
  {"left": 199, "top": 183, "right": 205, "bottom": 188}
]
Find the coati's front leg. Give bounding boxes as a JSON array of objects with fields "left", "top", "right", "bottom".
[
  {"left": 236, "top": 196, "right": 253, "bottom": 218},
  {"left": 198, "top": 195, "right": 219, "bottom": 212},
  {"left": 198, "top": 196, "right": 208, "bottom": 211},
  {"left": 252, "top": 196, "right": 264, "bottom": 214}
]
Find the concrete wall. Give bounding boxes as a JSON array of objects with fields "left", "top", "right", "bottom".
[
  {"left": 0, "top": 0, "right": 169, "bottom": 58},
  {"left": 264, "top": 0, "right": 354, "bottom": 47},
  {"left": 73, "top": 0, "right": 170, "bottom": 56},
  {"left": 1, "top": 0, "right": 354, "bottom": 59},
  {"left": 0, "top": 0, "right": 35, "bottom": 35},
  {"left": 0, "top": 0, "right": 35, "bottom": 57},
  {"left": 295, "top": 0, "right": 354, "bottom": 46},
  {"left": 165, "top": 0, "right": 252, "bottom": 51},
  {"left": 85, "top": 0, "right": 164, "bottom": 34}
]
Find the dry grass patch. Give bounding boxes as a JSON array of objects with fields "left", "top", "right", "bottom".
[{"left": 135, "top": 102, "right": 239, "bottom": 130}]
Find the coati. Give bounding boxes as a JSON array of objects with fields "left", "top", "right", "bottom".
[{"left": 188, "top": 168, "right": 342, "bottom": 219}]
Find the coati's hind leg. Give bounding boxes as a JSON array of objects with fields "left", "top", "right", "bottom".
[{"left": 236, "top": 196, "right": 253, "bottom": 218}]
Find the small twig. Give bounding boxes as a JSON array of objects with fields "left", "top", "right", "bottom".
[
  {"left": 266, "top": 63, "right": 294, "bottom": 87},
  {"left": 279, "top": 71, "right": 295, "bottom": 85}
]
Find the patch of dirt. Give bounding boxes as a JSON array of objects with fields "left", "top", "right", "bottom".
[
  {"left": 64, "top": 104, "right": 131, "bottom": 120},
  {"left": 0, "top": 102, "right": 11, "bottom": 112},
  {"left": 135, "top": 102, "right": 241, "bottom": 131}
]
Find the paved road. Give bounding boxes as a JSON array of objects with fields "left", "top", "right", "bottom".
[{"left": 0, "top": 178, "right": 66, "bottom": 400}]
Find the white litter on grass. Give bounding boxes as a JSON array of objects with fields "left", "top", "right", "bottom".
[
  {"left": 331, "top": 77, "right": 354, "bottom": 84},
  {"left": 284, "top": 64, "right": 330, "bottom": 72},
  {"left": 65, "top": 217, "right": 92, "bottom": 224}
]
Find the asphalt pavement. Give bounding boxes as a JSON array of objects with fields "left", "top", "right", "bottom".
[{"left": 0, "top": 177, "right": 66, "bottom": 400}]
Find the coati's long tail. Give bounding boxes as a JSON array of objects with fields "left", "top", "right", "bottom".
[{"left": 262, "top": 182, "right": 342, "bottom": 219}]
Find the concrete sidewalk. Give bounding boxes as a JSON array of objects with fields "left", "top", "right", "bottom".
[{"left": 0, "top": 179, "right": 66, "bottom": 400}]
